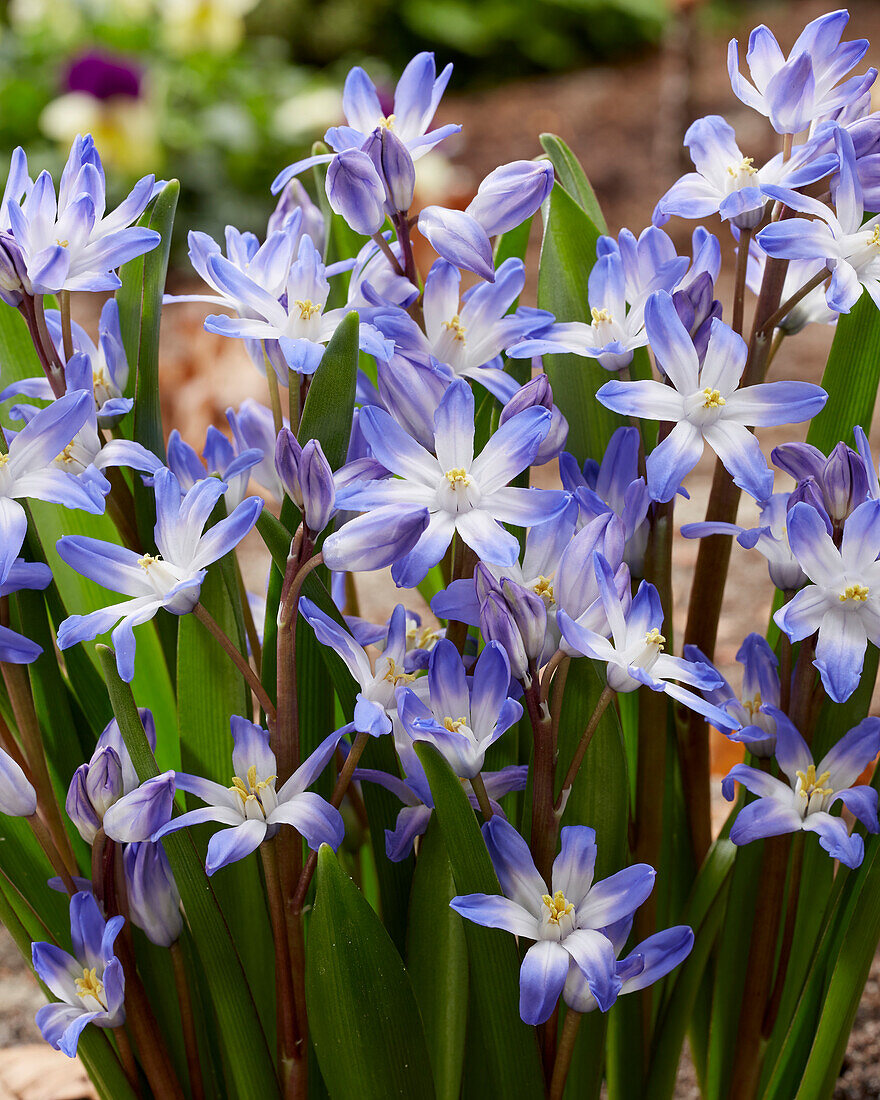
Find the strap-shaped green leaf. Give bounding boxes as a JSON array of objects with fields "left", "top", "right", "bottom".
[
  {"left": 297, "top": 309, "right": 359, "bottom": 468},
  {"left": 98, "top": 646, "right": 280, "bottom": 1100},
  {"left": 306, "top": 845, "right": 435, "bottom": 1099},
  {"left": 415, "top": 742, "right": 545, "bottom": 1096},
  {"left": 539, "top": 133, "right": 608, "bottom": 231},
  {"left": 406, "top": 818, "right": 468, "bottom": 1100}
]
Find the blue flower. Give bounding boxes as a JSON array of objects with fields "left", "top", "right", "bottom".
[
  {"left": 775, "top": 500, "right": 880, "bottom": 702},
  {"left": 558, "top": 553, "right": 739, "bottom": 730},
  {"left": 5, "top": 135, "right": 160, "bottom": 293},
  {"left": 654, "top": 114, "right": 837, "bottom": 229},
  {"left": 728, "top": 12, "right": 876, "bottom": 134},
  {"left": 152, "top": 718, "right": 345, "bottom": 875},
  {"left": 723, "top": 711, "right": 880, "bottom": 868},
  {"left": 396, "top": 639, "right": 522, "bottom": 778},
  {"left": 0, "top": 744, "right": 37, "bottom": 817},
  {"left": 0, "top": 558, "right": 52, "bottom": 664},
  {"left": 333, "top": 378, "right": 568, "bottom": 588},
  {"left": 166, "top": 427, "right": 263, "bottom": 512},
  {"left": 450, "top": 817, "right": 657, "bottom": 1024},
  {"left": 275, "top": 429, "right": 336, "bottom": 535},
  {"left": 123, "top": 841, "right": 182, "bottom": 948},
  {"left": 56, "top": 469, "right": 262, "bottom": 681},
  {"left": 597, "top": 293, "right": 827, "bottom": 502},
  {"left": 32, "top": 892, "right": 125, "bottom": 1057}
]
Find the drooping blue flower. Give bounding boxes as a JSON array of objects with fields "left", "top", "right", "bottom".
[
  {"left": 345, "top": 235, "right": 418, "bottom": 311},
  {"left": 101, "top": 772, "right": 175, "bottom": 843},
  {"left": 165, "top": 427, "right": 263, "bottom": 512},
  {"left": 499, "top": 375, "right": 568, "bottom": 466},
  {"left": 152, "top": 718, "right": 345, "bottom": 875},
  {"left": 558, "top": 553, "right": 739, "bottom": 730},
  {"left": 203, "top": 236, "right": 392, "bottom": 379},
  {"left": 56, "top": 469, "right": 263, "bottom": 681},
  {"left": 723, "top": 711, "right": 880, "bottom": 868},
  {"left": 758, "top": 128, "right": 880, "bottom": 313},
  {"left": 684, "top": 633, "right": 780, "bottom": 756},
  {"left": 450, "top": 817, "right": 657, "bottom": 1025},
  {"left": 562, "top": 916, "right": 693, "bottom": 1015},
  {"left": 123, "top": 841, "right": 182, "bottom": 948},
  {"left": 597, "top": 293, "right": 827, "bottom": 503},
  {"left": 32, "top": 891, "right": 125, "bottom": 1057},
  {"left": 372, "top": 258, "right": 554, "bottom": 401},
  {"left": 333, "top": 378, "right": 568, "bottom": 588},
  {"left": 653, "top": 114, "right": 837, "bottom": 229},
  {"left": 728, "top": 12, "right": 876, "bottom": 134},
  {"left": 5, "top": 135, "right": 160, "bottom": 294},
  {"left": 744, "top": 241, "right": 836, "bottom": 333},
  {"left": 0, "top": 744, "right": 37, "bottom": 817},
  {"left": 774, "top": 499, "right": 880, "bottom": 703},
  {"left": 0, "top": 389, "right": 103, "bottom": 583},
  {"left": 396, "top": 639, "right": 522, "bottom": 778}
]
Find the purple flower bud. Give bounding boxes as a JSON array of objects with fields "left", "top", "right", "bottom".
[
  {"left": 786, "top": 478, "right": 833, "bottom": 535},
  {"left": 417, "top": 206, "right": 495, "bottom": 283},
  {"left": 823, "top": 442, "right": 869, "bottom": 523},
  {"left": 501, "top": 578, "right": 547, "bottom": 667},
  {"left": 0, "top": 232, "right": 31, "bottom": 307},
  {"left": 275, "top": 427, "right": 303, "bottom": 503},
  {"left": 102, "top": 772, "right": 176, "bottom": 843},
  {"left": 0, "top": 747, "right": 37, "bottom": 817},
  {"left": 473, "top": 561, "right": 502, "bottom": 604},
  {"left": 672, "top": 272, "right": 722, "bottom": 363},
  {"left": 465, "top": 160, "right": 555, "bottom": 238},
  {"left": 268, "top": 178, "right": 325, "bottom": 249},
  {"left": 376, "top": 354, "right": 448, "bottom": 451},
  {"left": 322, "top": 505, "right": 430, "bottom": 572},
  {"left": 500, "top": 375, "right": 568, "bottom": 465},
  {"left": 84, "top": 747, "right": 125, "bottom": 820},
  {"left": 480, "top": 590, "right": 529, "bottom": 681},
  {"left": 299, "top": 440, "right": 335, "bottom": 534},
  {"left": 326, "top": 149, "right": 386, "bottom": 236},
  {"left": 66, "top": 766, "right": 102, "bottom": 843},
  {"left": 363, "top": 127, "right": 416, "bottom": 214},
  {"left": 123, "top": 841, "right": 182, "bottom": 947}
]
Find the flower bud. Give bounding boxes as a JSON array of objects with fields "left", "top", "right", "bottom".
[
  {"left": 268, "top": 178, "right": 326, "bottom": 251},
  {"left": 480, "top": 590, "right": 529, "bottom": 681},
  {"left": 275, "top": 427, "right": 303, "bottom": 504},
  {"left": 501, "top": 578, "right": 547, "bottom": 666},
  {"left": 102, "top": 772, "right": 176, "bottom": 843},
  {"left": 786, "top": 478, "right": 832, "bottom": 534},
  {"left": 417, "top": 206, "right": 495, "bottom": 283},
  {"left": 124, "top": 841, "right": 182, "bottom": 947},
  {"left": 299, "top": 440, "right": 336, "bottom": 534},
  {"left": 322, "top": 505, "right": 429, "bottom": 573},
  {"left": 83, "top": 747, "right": 125, "bottom": 820},
  {"left": 822, "top": 442, "right": 869, "bottom": 523},
  {"left": 672, "top": 272, "right": 721, "bottom": 363},
  {"left": 473, "top": 562, "right": 502, "bottom": 604},
  {"left": 0, "top": 747, "right": 37, "bottom": 818},
  {"left": 500, "top": 376, "right": 568, "bottom": 465},
  {"left": 363, "top": 127, "right": 416, "bottom": 214},
  {"left": 466, "top": 160, "right": 554, "bottom": 238},
  {"left": 376, "top": 354, "right": 447, "bottom": 451},
  {"left": 66, "top": 765, "right": 102, "bottom": 843},
  {"left": 326, "top": 149, "right": 386, "bottom": 236},
  {"left": 0, "top": 231, "right": 31, "bottom": 307}
]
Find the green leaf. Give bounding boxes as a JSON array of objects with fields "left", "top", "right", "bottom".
[
  {"left": 406, "top": 818, "right": 468, "bottom": 1100},
  {"left": 307, "top": 845, "right": 435, "bottom": 1100},
  {"left": 805, "top": 292, "right": 880, "bottom": 453},
  {"left": 537, "top": 183, "right": 621, "bottom": 461},
  {"left": 116, "top": 180, "right": 180, "bottom": 461},
  {"left": 539, "top": 134, "right": 608, "bottom": 231},
  {"left": 298, "top": 309, "right": 359, "bottom": 468},
  {"left": 415, "top": 742, "right": 545, "bottom": 1096},
  {"left": 98, "top": 647, "right": 280, "bottom": 1100}
]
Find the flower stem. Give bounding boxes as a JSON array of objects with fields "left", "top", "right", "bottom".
[
  {"left": 32, "top": 296, "right": 67, "bottom": 394},
  {"left": 27, "top": 813, "right": 76, "bottom": 895},
  {"left": 234, "top": 552, "right": 262, "bottom": 676},
  {"left": 17, "top": 295, "right": 65, "bottom": 396},
  {"left": 732, "top": 227, "right": 752, "bottom": 336},
  {"left": 59, "top": 290, "right": 74, "bottom": 362},
  {"left": 371, "top": 232, "right": 405, "bottom": 277},
  {"left": 114, "top": 1026, "right": 142, "bottom": 1096},
  {"left": 264, "top": 347, "right": 284, "bottom": 437},
  {"left": 555, "top": 684, "right": 615, "bottom": 812},
  {"left": 524, "top": 671, "right": 556, "bottom": 884},
  {"left": 394, "top": 212, "right": 419, "bottom": 288},
  {"left": 170, "top": 942, "right": 205, "bottom": 1100},
  {"left": 261, "top": 839, "right": 303, "bottom": 1092},
  {"left": 470, "top": 773, "right": 494, "bottom": 821},
  {"left": 539, "top": 650, "right": 567, "bottom": 707},
  {"left": 549, "top": 1009, "right": 582, "bottom": 1100},
  {"left": 759, "top": 270, "right": 827, "bottom": 337},
  {"left": 193, "top": 603, "right": 276, "bottom": 724},
  {"left": 762, "top": 831, "right": 805, "bottom": 1038}
]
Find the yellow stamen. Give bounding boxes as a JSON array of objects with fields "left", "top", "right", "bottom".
[
  {"left": 591, "top": 307, "right": 612, "bottom": 324},
  {"left": 0, "top": 454, "right": 9, "bottom": 469},
  {"left": 55, "top": 444, "right": 77, "bottom": 465},
  {"left": 74, "top": 967, "right": 106, "bottom": 1007},
  {"left": 542, "top": 890, "right": 575, "bottom": 924},
  {"left": 727, "top": 156, "right": 757, "bottom": 177},
  {"left": 702, "top": 388, "right": 726, "bottom": 408},
  {"left": 380, "top": 114, "right": 396, "bottom": 130},
  {"left": 407, "top": 624, "right": 441, "bottom": 650},
  {"left": 445, "top": 467, "right": 472, "bottom": 487},
  {"left": 56, "top": 238, "right": 70, "bottom": 248},
  {"left": 743, "top": 692, "right": 762, "bottom": 719},
  {"left": 442, "top": 716, "right": 468, "bottom": 733},
  {"left": 869, "top": 226, "right": 880, "bottom": 248},
  {"left": 382, "top": 658, "right": 416, "bottom": 687},
  {"left": 839, "top": 583, "right": 869, "bottom": 602},
  {"left": 229, "top": 764, "right": 277, "bottom": 806},
  {"left": 645, "top": 627, "right": 665, "bottom": 650},
  {"left": 795, "top": 764, "right": 834, "bottom": 799},
  {"left": 294, "top": 299, "right": 321, "bottom": 321},
  {"left": 443, "top": 315, "right": 467, "bottom": 343},
  {"left": 137, "top": 553, "right": 159, "bottom": 571},
  {"left": 532, "top": 575, "right": 555, "bottom": 603}
]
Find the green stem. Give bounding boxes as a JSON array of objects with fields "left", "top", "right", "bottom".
[
  {"left": 470, "top": 773, "right": 494, "bottom": 821},
  {"left": 193, "top": 603, "right": 276, "bottom": 723},
  {"left": 264, "top": 347, "right": 284, "bottom": 436},
  {"left": 27, "top": 813, "right": 76, "bottom": 895},
  {"left": 170, "top": 942, "right": 205, "bottom": 1100},
  {"left": 555, "top": 683, "right": 615, "bottom": 811}
]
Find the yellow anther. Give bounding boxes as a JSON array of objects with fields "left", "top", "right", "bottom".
[
  {"left": 230, "top": 766, "right": 276, "bottom": 806},
  {"left": 56, "top": 238, "right": 70, "bottom": 248},
  {"left": 55, "top": 444, "right": 77, "bottom": 465},
  {"left": 74, "top": 967, "right": 106, "bottom": 1007},
  {"left": 727, "top": 156, "right": 757, "bottom": 177},
  {"left": 443, "top": 716, "right": 468, "bottom": 733},
  {"left": 869, "top": 226, "right": 880, "bottom": 248},
  {"left": 137, "top": 553, "right": 159, "bottom": 571},
  {"left": 380, "top": 114, "right": 396, "bottom": 130},
  {"left": 407, "top": 624, "right": 441, "bottom": 650},
  {"left": 743, "top": 692, "right": 762, "bottom": 719},
  {"left": 382, "top": 658, "right": 416, "bottom": 687},
  {"left": 532, "top": 575, "right": 555, "bottom": 603},
  {"left": 839, "top": 583, "right": 869, "bottom": 602},
  {"left": 591, "top": 307, "right": 612, "bottom": 324},
  {"left": 0, "top": 454, "right": 9, "bottom": 469},
  {"left": 645, "top": 627, "right": 665, "bottom": 649},
  {"left": 795, "top": 764, "right": 834, "bottom": 799},
  {"left": 294, "top": 299, "right": 321, "bottom": 321},
  {"left": 445, "top": 467, "right": 472, "bottom": 487},
  {"left": 443, "top": 315, "right": 467, "bottom": 343},
  {"left": 542, "top": 890, "right": 575, "bottom": 924},
  {"left": 702, "top": 387, "right": 726, "bottom": 408}
]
